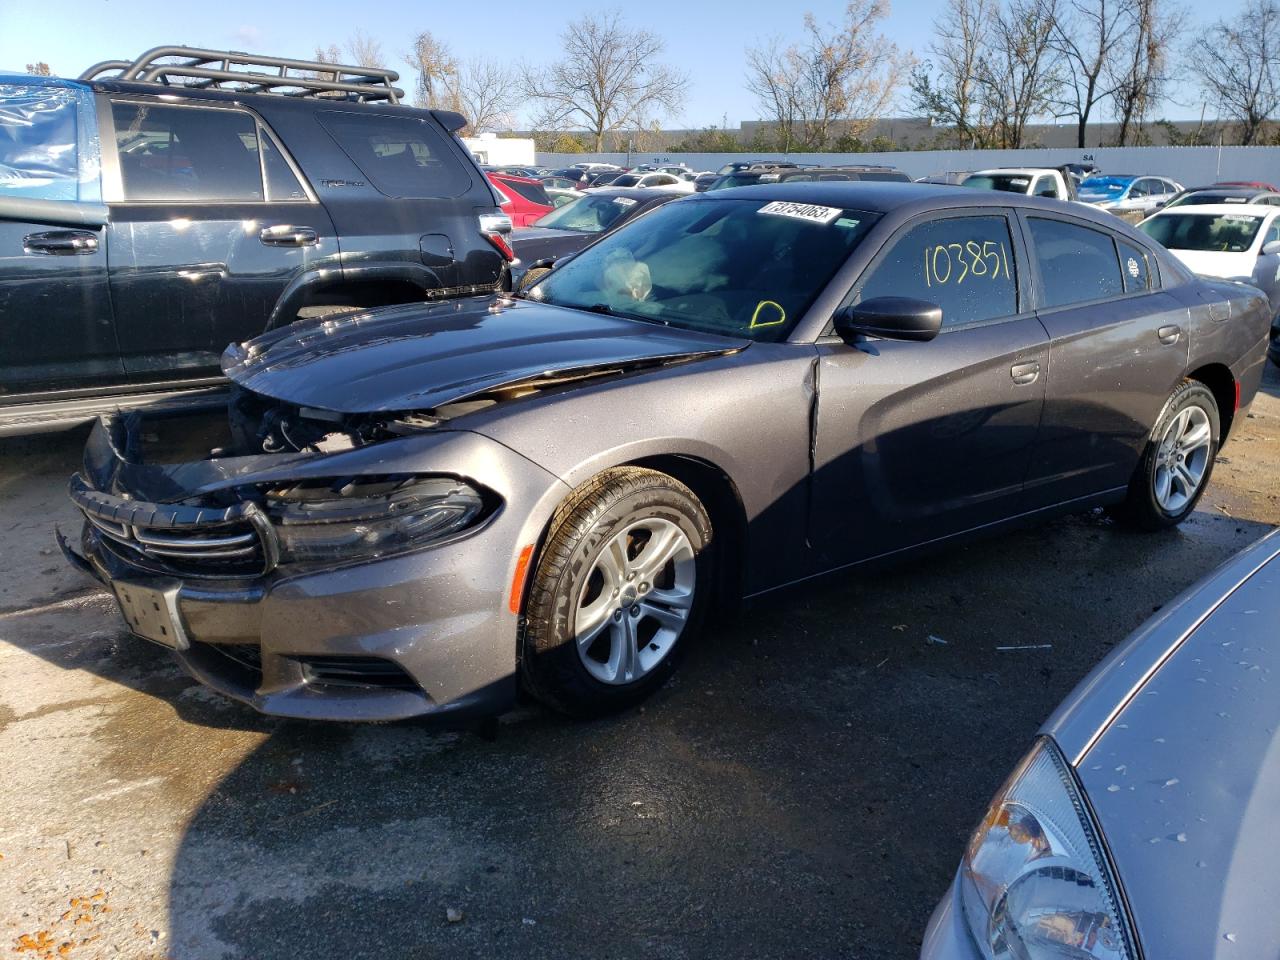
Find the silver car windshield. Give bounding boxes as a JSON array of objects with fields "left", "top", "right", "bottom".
[
  {"left": 529, "top": 198, "right": 880, "bottom": 342},
  {"left": 1139, "top": 212, "right": 1264, "bottom": 252}
]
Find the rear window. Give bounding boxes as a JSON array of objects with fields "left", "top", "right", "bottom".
[
  {"left": 1138, "top": 212, "right": 1264, "bottom": 252},
  {"left": 962, "top": 173, "right": 1032, "bottom": 194},
  {"left": 318, "top": 112, "right": 471, "bottom": 199},
  {"left": 854, "top": 170, "right": 910, "bottom": 182},
  {"left": 533, "top": 193, "right": 640, "bottom": 233},
  {"left": 502, "top": 178, "right": 551, "bottom": 206},
  {"left": 0, "top": 80, "right": 100, "bottom": 202},
  {"left": 1029, "top": 217, "right": 1125, "bottom": 308}
]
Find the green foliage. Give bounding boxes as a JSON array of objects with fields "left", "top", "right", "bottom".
[{"left": 667, "top": 126, "right": 743, "bottom": 152}]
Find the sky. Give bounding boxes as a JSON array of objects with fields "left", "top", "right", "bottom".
[{"left": 0, "top": 0, "right": 1250, "bottom": 128}]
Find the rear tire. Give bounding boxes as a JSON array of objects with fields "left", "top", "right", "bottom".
[
  {"left": 1117, "top": 379, "right": 1219, "bottom": 530},
  {"left": 520, "top": 467, "right": 713, "bottom": 718}
]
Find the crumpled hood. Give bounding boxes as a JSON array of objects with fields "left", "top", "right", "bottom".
[{"left": 223, "top": 297, "right": 747, "bottom": 414}]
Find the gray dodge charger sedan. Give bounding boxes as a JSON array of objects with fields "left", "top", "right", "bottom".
[
  {"left": 61, "top": 183, "right": 1272, "bottom": 721},
  {"left": 921, "top": 527, "right": 1280, "bottom": 960}
]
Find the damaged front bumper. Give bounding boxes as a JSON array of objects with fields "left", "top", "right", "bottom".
[{"left": 64, "top": 411, "right": 568, "bottom": 723}]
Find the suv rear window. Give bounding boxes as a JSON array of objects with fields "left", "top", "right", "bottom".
[
  {"left": 502, "top": 178, "right": 552, "bottom": 206},
  {"left": 318, "top": 112, "right": 471, "bottom": 199}
]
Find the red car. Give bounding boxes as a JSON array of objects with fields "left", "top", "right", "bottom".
[{"left": 487, "top": 173, "right": 555, "bottom": 227}]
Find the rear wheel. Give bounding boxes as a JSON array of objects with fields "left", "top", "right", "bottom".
[
  {"left": 1118, "top": 380, "right": 1219, "bottom": 530},
  {"left": 520, "top": 467, "right": 713, "bottom": 717}
]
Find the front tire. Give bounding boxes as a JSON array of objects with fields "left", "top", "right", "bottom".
[
  {"left": 1118, "top": 379, "right": 1220, "bottom": 530},
  {"left": 520, "top": 467, "right": 713, "bottom": 717}
]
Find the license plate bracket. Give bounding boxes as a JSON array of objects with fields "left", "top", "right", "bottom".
[{"left": 113, "top": 578, "right": 189, "bottom": 651}]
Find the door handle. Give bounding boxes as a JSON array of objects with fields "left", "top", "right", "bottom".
[
  {"left": 260, "top": 224, "right": 318, "bottom": 246},
  {"left": 24, "top": 230, "right": 99, "bottom": 255},
  {"left": 1010, "top": 361, "right": 1040, "bottom": 385},
  {"left": 1158, "top": 324, "right": 1182, "bottom": 345}
]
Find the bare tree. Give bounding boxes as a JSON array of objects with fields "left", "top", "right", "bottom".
[
  {"left": 975, "top": 0, "right": 1063, "bottom": 148},
  {"left": 25, "top": 62, "right": 52, "bottom": 76},
  {"left": 447, "top": 60, "right": 523, "bottom": 134},
  {"left": 523, "top": 12, "right": 686, "bottom": 152},
  {"left": 406, "top": 31, "right": 457, "bottom": 108},
  {"left": 909, "top": 0, "right": 995, "bottom": 147},
  {"left": 1108, "top": 0, "right": 1182, "bottom": 145},
  {"left": 1190, "top": 0, "right": 1280, "bottom": 145},
  {"left": 747, "top": 1, "right": 912, "bottom": 151},
  {"left": 1050, "top": 0, "right": 1130, "bottom": 147},
  {"left": 345, "top": 30, "right": 386, "bottom": 69}
]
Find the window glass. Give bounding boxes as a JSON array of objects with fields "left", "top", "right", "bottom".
[
  {"left": 531, "top": 198, "right": 880, "bottom": 342},
  {"left": 854, "top": 215, "right": 1018, "bottom": 328},
  {"left": 317, "top": 112, "right": 471, "bottom": 199},
  {"left": 1, "top": 80, "right": 101, "bottom": 202},
  {"left": 259, "top": 126, "right": 307, "bottom": 201},
  {"left": 1029, "top": 217, "right": 1124, "bottom": 308},
  {"left": 113, "top": 102, "right": 264, "bottom": 201},
  {"left": 1138, "top": 212, "right": 1264, "bottom": 252},
  {"left": 1117, "top": 240, "right": 1151, "bottom": 292}
]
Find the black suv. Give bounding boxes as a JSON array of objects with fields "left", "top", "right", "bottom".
[{"left": 0, "top": 47, "right": 512, "bottom": 434}]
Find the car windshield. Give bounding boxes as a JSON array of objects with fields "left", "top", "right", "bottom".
[
  {"left": 961, "top": 174, "right": 1032, "bottom": 193},
  {"left": 611, "top": 174, "right": 642, "bottom": 187},
  {"left": 532, "top": 193, "right": 641, "bottom": 233},
  {"left": 528, "top": 197, "right": 879, "bottom": 342},
  {"left": 716, "top": 163, "right": 742, "bottom": 175},
  {"left": 1139, "top": 212, "right": 1264, "bottom": 252},
  {"left": 707, "top": 173, "right": 764, "bottom": 191},
  {"left": 1078, "top": 176, "right": 1133, "bottom": 197}
]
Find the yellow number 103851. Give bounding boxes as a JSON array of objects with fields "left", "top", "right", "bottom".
[{"left": 924, "top": 240, "right": 1011, "bottom": 286}]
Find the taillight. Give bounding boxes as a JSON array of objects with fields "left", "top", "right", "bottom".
[{"left": 478, "top": 212, "right": 514, "bottom": 262}]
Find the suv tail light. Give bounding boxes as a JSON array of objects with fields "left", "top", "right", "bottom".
[{"left": 478, "top": 212, "right": 514, "bottom": 261}]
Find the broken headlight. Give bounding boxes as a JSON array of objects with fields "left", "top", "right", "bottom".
[
  {"left": 265, "top": 476, "right": 487, "bottom": 563},
  {"left": 959, "top": 738, "right": 1136, "bottom": 960}
]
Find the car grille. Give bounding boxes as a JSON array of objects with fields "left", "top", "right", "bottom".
[
  {"left": 70, "top": 474, "right": 276, "bottom": 578},
  {"left": 295, "top": 655, "right": 420, "bottom": 691}
]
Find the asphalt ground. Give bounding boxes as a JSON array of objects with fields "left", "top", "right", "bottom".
[{"left": 2, "top": 364, "right": 1277, "bottom": 960}]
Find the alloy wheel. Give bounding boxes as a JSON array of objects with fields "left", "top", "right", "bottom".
[
  {"left": 1153, "top": 403, "right": 1213, "bottom": 513},
  {"left": 573, "top": 518, "right": 696, "bottom": 685}
]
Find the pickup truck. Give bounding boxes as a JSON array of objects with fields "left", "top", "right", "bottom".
[{"left": 961, "top": 167, "right": 1077, "bottom": 201}]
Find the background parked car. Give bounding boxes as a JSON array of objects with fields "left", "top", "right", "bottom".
[
  {"left": 593, "top": 172, "right": 694, "bottom": 193},
  {"left": 706, "top": 165, "right": 909, "bottom": 190},
  {"left": 506, "top": 187, "right": 680, "bottom": 289},
  {"left": 916, "top": 171, "right": 972, "bottom": 185},
  {"left": 692, "top": 172, "right": 721, "bottom": 192},
  {"left": 1078, "top": 174, "right": 1183, "bottom": 213},
  {"left": 1161, "top": 185, "right": 1280, "bottom": 209},
  {"left": 921, "top": 528, "right": 1280, "bottom": 960},
  {"left": 0, "top": 53, "right": 511, "bottom": 436},
  {"left": 962, "top": 167, "right": 1077, "bottom": 200},
  {"left": 1139, "top": 203, "right": 1280, "bottom": 317},
  {"left": 487, "top": 172, "right": 556, "bottom": 227}
]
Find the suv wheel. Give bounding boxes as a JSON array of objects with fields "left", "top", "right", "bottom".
[
  {"left": 520, "top": 467, "right": 713, "bottom": 717},
  {"left": 1119, "top": 379, "right": 1220, "bottom": 529}
]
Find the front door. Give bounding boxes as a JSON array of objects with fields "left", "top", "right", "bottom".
[
  {"left": 102, "top": 97, "right": 337, "bottom": 383},
  {"left": 810, "top": 211, "right": 1049, "bottom": 568}
]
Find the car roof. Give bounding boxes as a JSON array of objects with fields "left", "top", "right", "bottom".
[
  {"left": 1149, "top": 202, "right": 1279, "bottom": 217},
  {"left": 1178, "top": 187, "right": 1273, "bottom": 198},
  {"left": 970, "top": 168, "right": 1059, "bottom": 177}
]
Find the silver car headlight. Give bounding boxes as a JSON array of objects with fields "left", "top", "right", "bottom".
[
  {"left": 264, "top": 475, "right": 488, "bottom": 563},
  {"left": 959, "top": 738, "right": 1136, "bottom": 960}
]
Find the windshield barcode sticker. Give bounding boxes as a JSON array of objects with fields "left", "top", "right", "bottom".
[
  {"left": 757, "top": 201, "right": 843, "bottom": 224},
  {"left": 612, "top": 197, "right": 637, "bottom": 206}
]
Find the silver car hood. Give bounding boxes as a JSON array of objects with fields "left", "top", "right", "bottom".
[{"left": 1047, "top": 530, "right": 1280, "bottom": 957}]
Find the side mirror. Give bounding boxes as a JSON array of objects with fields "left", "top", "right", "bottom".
[
  {"left": 1261, "top": 240, "right": 1280, "bottom": 256},
  {"left": 834, "top": 296, "right": 943, "bottom": 343}
]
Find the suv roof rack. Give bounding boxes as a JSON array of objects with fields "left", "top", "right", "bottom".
[{"left": 79, "top": 46, "right": 404, "bottom": 103}]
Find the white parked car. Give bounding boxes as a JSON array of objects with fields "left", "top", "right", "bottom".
[
  {"left": 1139, "top": 203, "right": 1280, "bottom": 316},
  {"left": 1079, "top": 174, "right": 1183, "bottom": 214},
  {"left": 590, "top": 172, "right": 695, "bottom": 194},
  {"left": 570, "top": 162, "right": 622, "bottom": 172}
]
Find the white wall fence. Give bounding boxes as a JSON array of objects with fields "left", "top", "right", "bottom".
[{"left": 536, "top": 146, "right": 1280, "bottom": 187}]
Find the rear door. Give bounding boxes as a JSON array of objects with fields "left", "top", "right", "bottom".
[
  {"left": 0, "top": 79, "right": 121, "bottom": 399},
  {"left": 102, "top": 96, "right": 337, "bottom": 382},
  {"left": 1020, "top": 213, "right": 1189, "bottom": 505},
  {"left": 810, "top": 210, "right": 1049, "bottom": 568},
  {"left": 309, "top": 109, "right": 503, "bottom": 293}
]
